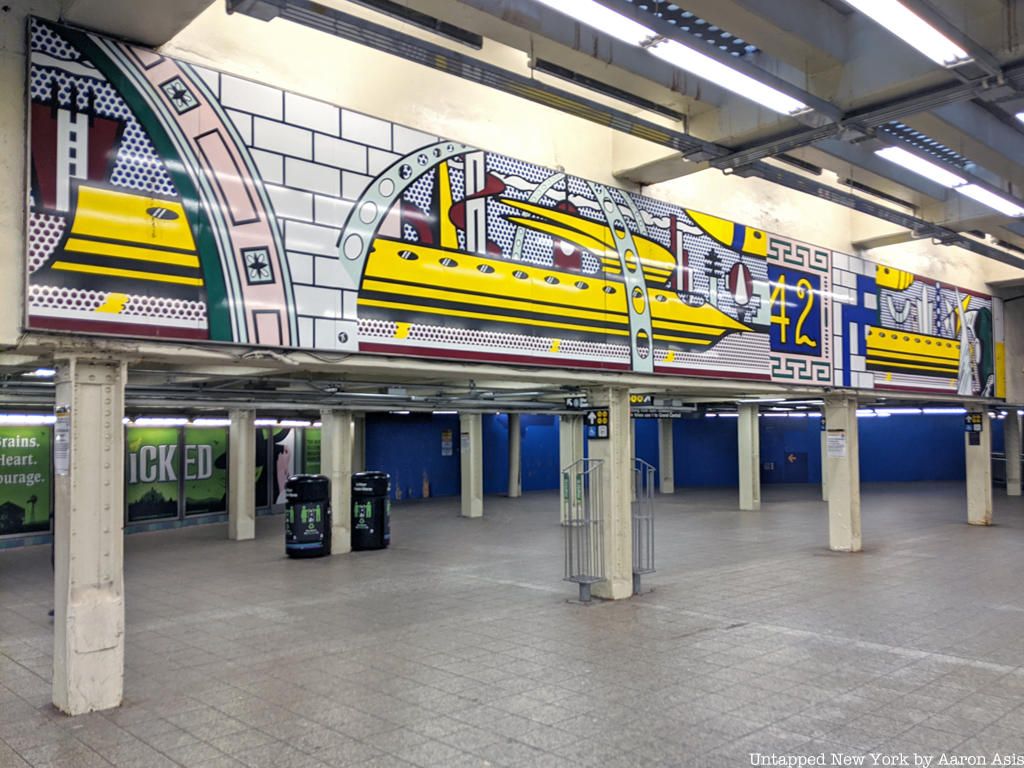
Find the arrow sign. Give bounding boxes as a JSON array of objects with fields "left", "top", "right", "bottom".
[
  {"left": 787, "top": 453, "right": 797, "bottom": 464},
  {"left": 586, "top": 411, "right": 598, "bottom": 425}
]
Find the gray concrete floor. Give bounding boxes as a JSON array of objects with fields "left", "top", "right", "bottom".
[{"left": 4, "top": 483, "right": 1024, "bottom": 767}]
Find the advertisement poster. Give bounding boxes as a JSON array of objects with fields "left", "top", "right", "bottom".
[
  {"left": 305, "top": 428, "right": 321, "bottom": 474},
  {"left": 183, "top": 427, "right": 227, "bottom": 516},
  {"left": 0, "top": 426, "right": 52, "bottom": 535},
  {"left": 125, "top": 428, "right": 180, "bottom": 522},
  {"left": 256, "top": 428, "right": 295, "bottom": 508}
]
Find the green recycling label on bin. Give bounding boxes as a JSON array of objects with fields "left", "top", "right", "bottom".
[{"left": 354, "top": 500, "right": 372, "bottom": 530}]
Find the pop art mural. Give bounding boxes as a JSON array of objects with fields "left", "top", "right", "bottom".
[{"left": 25, "top": 19, "right": 1004, "bottom": 398}]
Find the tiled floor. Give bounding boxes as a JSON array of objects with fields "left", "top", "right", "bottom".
[{"left": 4, "top": 483, "right": 1024, "bottom": 767}]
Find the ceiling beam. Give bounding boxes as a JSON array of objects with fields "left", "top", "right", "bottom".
[{"left": 62, "top": 0, "right": 215, "bottom": 46}]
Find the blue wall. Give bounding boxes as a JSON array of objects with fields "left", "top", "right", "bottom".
[
  {"left": 366, "top": 412, "right": 561, "bottom": 500},
  {"left": 367, "top": 411, "right": 979, "bottom": 499},
  {"left": 759, "top": 415, "right": 823, "bottom": 484},
  {"left": 671, "top": 417, "right": 739, "bottom": 487},
  {"left": 858, "top": 414, "right": 966, "bottom": 482},
  {"left": 484, "top": 414, "right": 561, "bottom": 494},
  {"left": 365, "top": 413, "right": 461, "bottom": 500}
]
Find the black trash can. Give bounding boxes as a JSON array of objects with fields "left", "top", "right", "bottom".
[
  {"left": 351, "top": 471, "right": 390, "bottom": 551},
  {"left": 285, "top": 474, "right": 331, "bottom": 558}
]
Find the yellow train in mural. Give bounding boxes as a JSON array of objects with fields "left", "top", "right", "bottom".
[
  {"left": 358, "top": 187, "right": 756, "bottom": 350},
  {"left": 865, "top": 327, "right": 960, "bottom": 379}
]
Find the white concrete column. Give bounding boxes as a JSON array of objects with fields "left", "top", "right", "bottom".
[
  {"left": 588, "top": 387, "right": 633, "bottom": 600},
  {"left": 352, "top": 412, "right": 367, "bottom": 474},
  {"left": 507, "top": 413, "right": 522, "bottom": 498},
  {"left": 820, "top": 427, "right": 829, "bottom": 501},
  {"left": 824, "top": 396, "right": 861, "bottom": 552},
  {"left": 228, "top": 409, "right": 256, "bottom": 541},
  {"left": 657, "top": 419, "right": 675, "bottom": 494},
  {"left": 737, "top": 403, "right": 761, "bottom": 511},
  {"left": 1005, "top": 409, "right": 1021, "bottom": 497},
  {"left": 460, "top": 413, "right": 483, "bottom": 518},
  {"left": 321, "top": 409, "right": 354, "bottom": 553},
  {"left": 53, "top": 358, "right": 126, "bottom": 715},
  {"left": 559, "top": 415, "right": 584, "bottom": 523},
  {"left": 965, "top": 406, "right": 993, "bottom": 526}
]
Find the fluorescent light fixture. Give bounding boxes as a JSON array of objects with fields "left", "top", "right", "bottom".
[
  {"left": 312, "top": 421, "right": 322, "bottom": 428},
  {"left": 22, "top": 367, "right": 56, "bottom": 378},
  {"left": 132, "top": 417, "right": 188, "bottom": 426},
  {"left": 532, "top": 0, "right": 656, "bottom": 45},
  {"left": 875, "top": 146, "right": 966, "bottom": 188},
  {"left": 535, "top": 0, "right": 807, "bottom": 115},
  {"left": 389, "top": 410, "right": 411, "bottom": 415},
  {"left": 191, "top": 418, "right": 231, "bottom": 427},
  {"left": 840, "top": 0, "right": 970, "bottom": 67},
  {"left": 432, "top": 410, "right": 458, "bottom": 415},
  {"left": 922, "top": 407, "right": 966, "bottom": 415},
  {"left": 705, "top": 413, "right": 718, "bottom": 418},
  {"left": 763, "top": 413, "right": 789, "bottom": 418},
  {"left": 0, "top": 413, "right": 56, "bottom": 425},
  {"left": 856, "top": 409, "right": 878, "bottom": 417},
  {"left": 278, "top": 420, "right": 312, "bottom": 428},
  {"left": 955, "top": 184, "right": 1024, "bottom": 217},
  {"left": 648, "top": 39, "right": 808, "bottom": 115},
  {"left": 718, "top": 413, "right": 739, "bottom": 418},
  {"left": 875, "top": 407, "right": 923, "bottom": 415},
  {"left": 254, "top": 419, "right": 279, "bottom": 426},
  {"left": 737, "top": 397, "right": 786, "bottom": 404},
  {"left": 789, "top": 412, "right": 808, "bottom": 418}
]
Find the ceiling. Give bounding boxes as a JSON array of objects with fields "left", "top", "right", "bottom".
[{"left": 214, "top": 0, "right": 1024, "bottom": 269}]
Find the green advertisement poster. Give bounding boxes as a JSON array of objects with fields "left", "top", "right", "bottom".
[
  {"left": 125, "top": 427, "right": 180, "bottom": 522},
  {"left": 0, "top": 426, "right": 52, "bottom": 535},
  {"left": 184, "top": 427, "right": 227, "bottom": 516},
  {"left": 305, "top": 428, "right": 321, "bottom": 474}
]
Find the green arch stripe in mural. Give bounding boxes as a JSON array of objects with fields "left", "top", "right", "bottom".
[{"left": 54, "top": 22, "right": 233, "bottom": 342}]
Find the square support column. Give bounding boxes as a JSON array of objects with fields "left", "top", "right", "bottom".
[
  {"left": 559, "top": 415, "right": 584, "bottom": 524},
  {"left": 965, "top": 406, "right": 992, "bottom": 525},
  {"left": 825, "top": 396, "right": 861, "bottom": 552},
  {"left": 820, "top": 427, "right": 829, "bottom": 501},
  {"left": 737, "top": 403, "right": 761, "bottom": 511},
  {"left": 53, "top": 358, "right": 126, "bottom": 715},
  {"left": 587, "top": 387, "right": 633, "bottom": 600},
  {"left": 460, "top": 412, "right": 483, "bottom": 518},
  {"left": 228, "top": 409, "right": 256, "bottom": 541},
  {"left": 1005, "top": 409, "right": 1021, "bottom": 497},
  {"left": 507, "top": 413, "right": 522, "bottom": 498},
  {"left": 657, "top": 419, "right": 675, "bottom": 494},
  {"left": 352, "top": 413, "right": 366, "bottom": 474},
  {"left": 321, "top": 409, "right": 354, "bottom": 553}
]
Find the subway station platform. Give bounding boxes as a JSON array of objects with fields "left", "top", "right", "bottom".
[{"left": 4, "top": 484, "right": 1024, "bottom": 767}]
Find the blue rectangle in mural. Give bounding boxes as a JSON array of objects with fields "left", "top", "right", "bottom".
[{"left": 767, "top": 266, "right": 821, "bottom": 356}]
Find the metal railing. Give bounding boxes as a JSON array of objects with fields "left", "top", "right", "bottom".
[
  {"left": 992, "top": 452, "right": 1023, "bottom": 486},
  {"left": 632, "top": 458, "right": 656, "bottom": 595},
  {"left": 562, "top": 458, "right": 604, "bottom": 603}
]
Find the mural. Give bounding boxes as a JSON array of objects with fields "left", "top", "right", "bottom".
[{"left": 25, "top": 19, "right": 1003, "bottom": 398}]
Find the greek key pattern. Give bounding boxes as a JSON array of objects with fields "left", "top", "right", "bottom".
[
  {"left": 770, "top": 354, "right": 831, "bottom": 384},
  {"left": 768, "top": 236, "right": 830, "bottom": 274}
]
